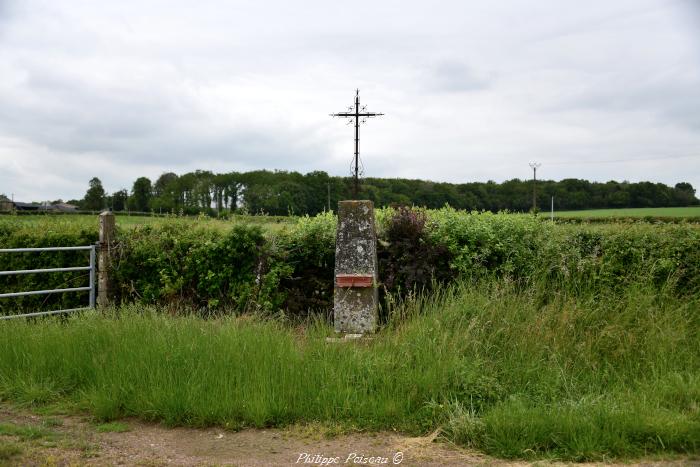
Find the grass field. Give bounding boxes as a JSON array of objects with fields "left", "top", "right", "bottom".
[
  {"left": 0, "top": 278, "right": 698, "bottom": 461},
  {"left": 0, "top": 213, "right": 297, "bottom": 231},
  {"left": 555, "top": 206, "right": 700, "bottom": 218}
]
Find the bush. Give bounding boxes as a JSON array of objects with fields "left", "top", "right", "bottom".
[
  {"left": 1, "top": 210, "right": 699, "bottom": 317},
  {"left": 270, "top": 212, "right": 336, "bottom": 318},
  {"left": 377, "top": 207, "right": 452, "bottom": 318},
  {"left": 112, "top": 223, "right": 266, "bottom": 313}
]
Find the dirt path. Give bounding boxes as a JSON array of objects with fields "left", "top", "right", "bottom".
[
  {"left": 0, "top": 405, "right": 489, "bottom": 466},
  {"left": 0, "top": 405, "right": 692, "bottom": 466}
]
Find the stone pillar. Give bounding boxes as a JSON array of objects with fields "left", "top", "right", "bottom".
[
  {"left": 333, "top": 200, "right": 378, "bottom": 334},
  {"left": 97, "top": 211, "right": 115, "bottom": 308}
]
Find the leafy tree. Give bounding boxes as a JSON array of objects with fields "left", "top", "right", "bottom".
[
  {"left": 111, "top": 170, "right": 700, "bottom": 216},
  {"left": 83, "top": 177, "right": 106, "bottom": 211},
  {"left": 675, "top": 182, "right": 695, "bottom": 196},
  {"left": 112, "top": 189, "right": 128, "bottom": 212},
  {"left": 674, "top": 183, "right": 698, "bottom": 206},
  {"left": 151, "top": 172, "right": 179, "bottom": 213},
  {"left": 129, "top": 177, "right": 152, "bottom": 212}
]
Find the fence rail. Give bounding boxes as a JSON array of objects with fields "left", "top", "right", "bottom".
[
  {"left": 0, "top": 266, "right": 91, "bottom": 276},
  {"left": 0, "top": 246, "right": 94, "bottom": 253},
  {"left": 0, "top": 245, "right": 96, "bottom": 320}
]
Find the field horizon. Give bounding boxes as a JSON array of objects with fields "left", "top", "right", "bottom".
[{"left": 555, "top": 206, "right": 700, "bottom": 218}]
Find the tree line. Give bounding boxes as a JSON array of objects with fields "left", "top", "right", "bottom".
[{"left": 74, "top": 170, "right": 699, "bottom": 215}]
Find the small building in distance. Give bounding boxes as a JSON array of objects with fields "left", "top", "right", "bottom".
[
  {"left": 0, "top": 195, "right": 12, "bottom": 212},
  {"left": 12, "top": 201, "right": 41, "bottom": 211},
  {"left": 0, "top": 197, "right": 79, "bottom": 213}
]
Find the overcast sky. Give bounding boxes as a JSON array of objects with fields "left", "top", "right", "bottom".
[{"left": 1, "top": 0, "right": 699, "bottom": 201}]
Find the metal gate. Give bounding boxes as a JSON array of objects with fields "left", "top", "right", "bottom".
[{"left": 0, "top": 245, "right": 97, "bottom": 319}]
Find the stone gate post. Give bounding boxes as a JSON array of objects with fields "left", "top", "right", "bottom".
[{"left": 97, "top": 211, "right": 115, "bottom": 308}]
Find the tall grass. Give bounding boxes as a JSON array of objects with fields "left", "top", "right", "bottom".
[{"left": 0, "top": 278, "right": 698, "bottom": 460}]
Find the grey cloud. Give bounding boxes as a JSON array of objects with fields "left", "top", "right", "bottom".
[
  {"left": 428, "top": 61, "right": 490, "bottom": 93},
  {"left": 545, "top": 73, "right": 700, "bottom": 131},
  {"left": 0, "top": 0, "right": 12, "bottom": 19},
  {"left": 0, "top": 56, "right": 327, "bottom": 170},
  {"left": 1, "top": 0, "right": 699, "bottom": 201}
]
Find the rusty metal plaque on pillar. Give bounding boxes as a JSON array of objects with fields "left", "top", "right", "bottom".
[{"left": 336, "top": 274, "right": 374, "bottom": 288}]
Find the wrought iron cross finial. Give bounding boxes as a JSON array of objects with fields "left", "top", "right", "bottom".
[{"left": 330, "top": 90, "right": 384, "bottom": 198}]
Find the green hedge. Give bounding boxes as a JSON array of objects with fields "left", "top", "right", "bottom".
[
  {"left": 2, "top": 210, "right": 699, "bottom": 317},
  {"left": 428, "top": 208, "right": 700, "bottom": 293},
  {"left": 111, "top": 223, "right": 266, "bottom": 312},
  {"left": 0, "top": 218, "right": 98, "bottom": 315}
]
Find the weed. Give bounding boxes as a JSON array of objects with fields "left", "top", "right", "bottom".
[
  {"left": 95, "top": 422, "right": 130, "bottom": 433},
  {"left": 42, "top": 418, "right": 63, "bottom": 428},
  {"left": 0, "top": 423, "right": 56, "bottom": 441},
  {"left": 0, "top": 441, "right": 22, "bottom": 460}
]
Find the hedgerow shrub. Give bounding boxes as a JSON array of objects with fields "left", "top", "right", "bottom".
[
  {"left": 269, "top": 212, "right": 336, "bottom": 318},
  {"left": 112, "top": 223, "right": 266, "bottom": 313},
  {"left": 377, "top": 207, "right": 452, "bottom": 318},
  {"left": 427, "top": 208, "right": 548, "bottom": 279},
  {"left": 426, "top": 208, "right": 700, "bottom": 295},
  {"left": 0, "top": 218, "right": 98, "bottom": 315},
  {"left": 538, "top": 223, "right": 700, "bottom": 293},
  {"left": 2, "top": 210, "right": 699, "bottom": 317}
]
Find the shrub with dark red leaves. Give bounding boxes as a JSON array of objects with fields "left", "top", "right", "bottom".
[{"left": 378, "top": 207, "right": 453, "bottom": 303}]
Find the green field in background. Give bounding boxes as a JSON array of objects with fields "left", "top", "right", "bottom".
[
  {"left": 0, "top": 213, "right": 297, "bottom": 231},
  {"left": 4, "top": 207, "right": 700, "bottom": 228},
  {"left": 555, "top": 206, "right": 700, "bottom": 218}
]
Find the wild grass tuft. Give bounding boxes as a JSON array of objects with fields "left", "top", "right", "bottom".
[
  {"left": 0, "top": 422, "right": 57, "bottom": 441},
  {"left": 95, "top": 422, "right": 130, "bottom": 433},
  {"left": 0, "top": 441, "right": 22, "bottom": 460}
]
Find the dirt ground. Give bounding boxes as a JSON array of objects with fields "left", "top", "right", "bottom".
[{"left": 0, "top": 404, "right": 693, "bottom": 466}]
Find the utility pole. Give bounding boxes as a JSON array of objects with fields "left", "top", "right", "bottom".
[
  {"left": 529, "top": 162, "right": 541, "bottom": 213},
  {"left": 551, "top": 196, "right": 554, "bottom": 221},
  {"left": 330, "top": 90, "right": 384, "bottom": 198},
  {"left": 327, "top": 181, "right": 331, "bottom": 212}
]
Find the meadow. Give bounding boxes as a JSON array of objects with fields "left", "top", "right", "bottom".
[
  {"left": 1, "top": 208, "right": 699, "bottom": 461},
  {"left": 0, "top": 212, "right": 296, "bottom": 231},
  {"left": 1, "top": 279, "right": 698, "bottom": 461},
  {"left": 555, "top": 206, "right": 700, "bottom": 218}
]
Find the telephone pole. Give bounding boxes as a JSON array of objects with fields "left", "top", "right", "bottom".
[
  {"left": 529, "top": 162, "right": 541, "bottom": 213},
  {"left": 330, "top": 90, "right": 384, "bottom": 198}
]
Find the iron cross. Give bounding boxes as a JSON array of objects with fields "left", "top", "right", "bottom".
[{"left": 330, "top": 89, "right": 384, "bottom": 198}]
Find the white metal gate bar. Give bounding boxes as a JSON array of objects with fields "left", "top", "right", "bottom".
[
  {"left": 0, "top": 266, "right": 91, "bottom": 276},
  {"left": 0, "top": 245, "right": 96, "bottom": 320},
  {"left": 0, "top": 286, "right": 93, "bottom": 298},
  {"left": 0, "top": 246, "right": 93, "bottom": 252}
]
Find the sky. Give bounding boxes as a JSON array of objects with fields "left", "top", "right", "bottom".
[{"left": 1, "top": 0, "right": 699, "bottom": 202}]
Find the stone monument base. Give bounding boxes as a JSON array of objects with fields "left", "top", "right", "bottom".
[{"left": 333, "top": 200, "right": 379, "bottom": 334}]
